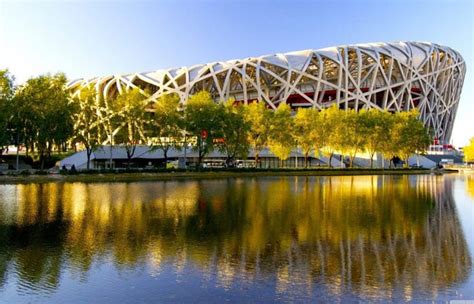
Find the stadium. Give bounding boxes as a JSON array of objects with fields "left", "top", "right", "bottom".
[{"left": 68, "top": 41, "right": 465, "bottom": 144}]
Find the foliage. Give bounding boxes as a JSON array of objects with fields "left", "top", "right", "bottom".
[
  {"left": 463, "top": 137, "right": 474, "bottom": 163},
  {"left": 0, "top": 69, "right": 15, "bottom": 155},
  {"left": 375, "top": 112, "right": 397, "bottom": 168},
  {"left": 150, "top": 93, "right": 184, "bottom": 164},
  {"left": 113, "top": 87, "right": 148, "bottom": 168},
  {"left": 71, "top": 85, "right": 101, "bottom": 169},
  {"left": 243, "top": 101, "right": 272, "bottom": 166},
  {"left": 320, "top": 105, "right": 340, "bottom": 167},
  {"left": 218, "top": 100, "right": 251, "bottom": 165},
  {"left": 184, "top": 91, "right": 222, "bottom": 168},
  {"left": 359, "top": 110, "right": 389, "bottom": 168},
  {"left": 268, "top": 103, "right": 295, "bottom": 165},
  {"left": 13, "top": 73, "right": 74, "bottom": 169},
  {"left": 338, "top": 109, "right": 367, "bottom": 167},
  {"left": 407, "top": 112, "right": 432, "bottom": 160},
  {"left": 294, "top": 108, "right": 318, "bottom": 167},
  {"left": 392, "top": 110, "right": 431, "bottom": 168}
]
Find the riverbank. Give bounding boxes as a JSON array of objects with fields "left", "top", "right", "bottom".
[{"left": 0, "top": 168, "right": 454, "bottom": 184}]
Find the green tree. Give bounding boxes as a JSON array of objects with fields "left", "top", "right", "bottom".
[
  {"left": 360, "top": 109, "right": 389, "bottom": 168},
  {"left": 150, "top": 93, "right": 184, "bottom": 165},
  {"left": 14, "top": 73, "right": 74, "bottom": 169},
  {"left": 294, "top": 108, "right": 318, "bottom": 168},
  {"left": 184, "top": 91, "right": 222, "bottom": 168},
  {"left": 0, "top": 69, "right": 15, "bottom": 156},
  {"left": 268, "top": 103, "right": 295, "bottom": 167},
  {"left": 464, "top": 137, "right": 474, "bottom": 163},
  {"left": 321, "top": 105, "right": 341, "bottom": 168},
  {"left": 378, "top": 112, "right": 398, "bottom": 168},
  {"left": 72, "top": 85, "right": 102, "bottom": 170},
  {"left": 243, "top": 101, "right": 272, "bottom": 167},
  {"left": 113, "top": 88, "right": 148, "bottom": 169},
  {"left": 218, "top": 100, "right": 250, "bottom": 166},
  {"left": 339, "top": 109, "right": 366, "bottom": 167},
  {"left": 395, "top": 110, "right": 431, "bottom": 168}
]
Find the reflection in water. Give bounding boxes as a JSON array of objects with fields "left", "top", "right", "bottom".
[
  {"left": 0, "top": 175, "right": 471, "bottom": 301},
  {"left": 467, "top": 175, "right": 474, "bottom": 200}
]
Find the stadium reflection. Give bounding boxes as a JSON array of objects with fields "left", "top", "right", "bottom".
[{"left": 0, "top": 175, "right": 471, "bottom": 301}]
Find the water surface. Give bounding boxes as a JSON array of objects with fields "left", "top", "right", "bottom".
[{"left": 0, "top": 174, "right": 473, "bottom": 303}]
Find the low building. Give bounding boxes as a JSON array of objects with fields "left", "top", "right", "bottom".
[{"left": 58, "top": 146, "right": 325, "bottom": 170}]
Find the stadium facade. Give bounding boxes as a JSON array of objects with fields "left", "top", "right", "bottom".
[{"left": 68, "top": 41, "right": 465, "bottom": 143}]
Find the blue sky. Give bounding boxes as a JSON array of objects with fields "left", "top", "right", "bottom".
[{"left": 0, "top": 0, "right": 472, "bottom": 146}]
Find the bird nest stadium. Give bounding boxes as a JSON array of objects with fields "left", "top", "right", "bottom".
[{"left": 68, "top": 41, "right": 465, "bottom": 143}]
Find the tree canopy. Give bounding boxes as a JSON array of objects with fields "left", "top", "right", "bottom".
[
  {"left": 464, "top": 138, "right": 474, "bottom": 163},
  {"left": 150, "top": 93, "right": 184, "bottom": 163},
  {"left": 184, "top": 91, "right": 222, "bottom": 167},
  {"left": 13, "top": 73, "right": 74, "bottom": 169}
]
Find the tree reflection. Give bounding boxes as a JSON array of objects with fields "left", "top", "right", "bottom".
[
  {"left": 0, "top": 175, "right": 471, "bottom": 300},
  {"left": 467, "top": 174, "right": 474, "bottom": 200}
]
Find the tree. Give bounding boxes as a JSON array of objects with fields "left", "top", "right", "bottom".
[
  {"left": 379, "top": 111, "right": 400, "bottom": 168},
  {"left": 294, "top": 108, "right": 318, "bottom": 168},
  {"left": 184, "top": 91, "right": 222, "bottom": 168},
  {"left": 113, "top": 88, "right": 148, "bottom": 169},
  {"left": 243, "top": 101, "right": 272, "bottom": 167},
  {"left": 72, "top": 85, "right": 101, "bottom": 170},
  {"left": 339, "top": 109, "right": 366, "bottom": 167},
  {"left": 268, "top": 103, "right": 295, "bottom": 167},
  {"left": 218, "top": 100, "right": 250, "bottom": 166},
  {"left": 150, "top": 93, "right": 183, "bottom": 166},
  {"left": 321, "top": 105, "right": 341, "bottom": 168},
  {"left": 396, "top": 110, "right": 431, "bottom": 168},
  {"left": 0, "top": 69, "right": 15, "bottom": 156},
  {"left": 464, "top": 138, "right": 474, "bottom": 163},
  {"left": 360, "top": 109, "right": 389, "bottom": 168},
  {"left": 14, "top": 73, "right": 74, "bottom": 170}
]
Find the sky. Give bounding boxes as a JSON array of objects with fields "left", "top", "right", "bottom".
[{"left": 0, "top": 0, "right": 473, "bottom": 146}]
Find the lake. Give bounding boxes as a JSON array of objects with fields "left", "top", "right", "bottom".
[{"left": 0, "top": 174, "right": 473, "bottom": 303}]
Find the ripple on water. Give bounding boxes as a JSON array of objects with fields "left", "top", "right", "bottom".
[{"left": 0, "top": 175, "right": 472, "bottom": 302}]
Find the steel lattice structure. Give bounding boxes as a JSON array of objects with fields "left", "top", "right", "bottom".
[{"left": 68, "top": 41, "right": 465, "bottom": 143}]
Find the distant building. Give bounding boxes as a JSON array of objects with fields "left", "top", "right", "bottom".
[{"left": 58, "top": 146, "right": 325, "bottom": 170}]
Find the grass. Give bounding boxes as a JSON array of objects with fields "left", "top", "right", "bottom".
[{"left": 0, "top": 167, "right": 436, "bottom": 184}]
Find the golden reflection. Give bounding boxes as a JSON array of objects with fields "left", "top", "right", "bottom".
[
  {"left": 0, "top": 175, "right": 471, "bottom": 299},
  {"left": 467, "top": 174, "right": 474, "bottom": 200}
]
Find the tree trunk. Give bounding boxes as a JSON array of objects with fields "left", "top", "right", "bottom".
[
  {"left": 126, "top": 145, "right": 136, "bottom": 170},
  {"left": 15, "top": 132, "right": 20, "bottom": 171},
  {"left": 370, "top": 152, "right": 375, "bottom": 169},
  {"left": 328, "top": 152, "right": 333, "bottom": 168},
  {"left": 86, "top": 147, "right": 92, "bottom": 170},
  {"left": 40, "top": 151, "right": 45, "bottom": 171},
  {"left": 164, "top": 149, "right": 168, "bottom": 168},
  {"left": 197, "top": 138, "right": 204, "bottom": 170},
  {"left": 198, "top": 151, "right": 204, "bottom": 170},
  {"left": 304, "top": 152, "right": 309, "bottom": 168},
  {"left": 255, "top": 152, "right": 260, "bottom": 168}
]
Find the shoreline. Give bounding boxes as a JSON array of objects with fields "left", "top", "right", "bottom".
[{"left": 0, "top": 168, "right": 451, "bottom": 184}]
